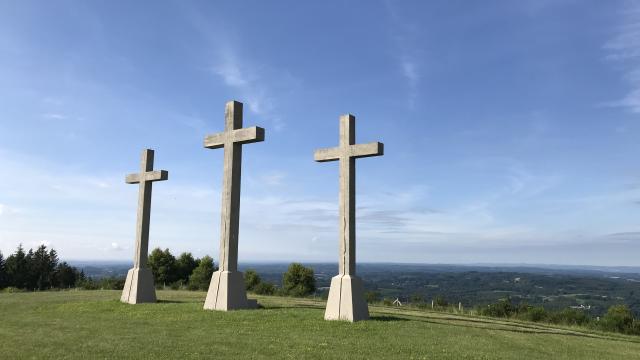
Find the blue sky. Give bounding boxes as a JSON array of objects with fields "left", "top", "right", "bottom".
[{"left": 1, "top": 1, "right": 640, "bottom": 265}]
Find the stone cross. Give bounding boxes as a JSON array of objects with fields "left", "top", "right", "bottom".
[
  {"left": 121, "top": 149, "right": 168, "bottom": 304},
  {"left": 315, "top": 114, "right": 383, "bottom": 322},
  {"left": 203, "top": 100, "right": 264, "bottom": 311}
]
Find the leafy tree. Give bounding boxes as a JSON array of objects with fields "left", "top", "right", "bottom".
[
  {"left": 244, "top": 269, "right": 261, "bottom": 291},
  {"left": 5, "top": 245, "right": 29, "bottom": 288},
  {"left": 0, "top": 251, "right": 6, "bottom": 289},
  {"left": 148, "top": 248, "right": 177, "bottom": 285},
  {"left": 282, "top": 263, "right": 315, "bottom": 297},
  {"left": 55, "top": 262, "right": 79, "bottom": 288},
  {"left": 175, "top": 252, "right": 198, "bottom": 283},
  {"left": 188, "top": 256, "right": 216, "bottom": 290}
]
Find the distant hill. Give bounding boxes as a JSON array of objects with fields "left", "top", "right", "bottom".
[{"left": 68, "top": 261, "right": 640, "bottom": 316}]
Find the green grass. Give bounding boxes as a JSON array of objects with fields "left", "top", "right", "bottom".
[{"left": 1, "top": 290, "right": 640, "bottom": 359}]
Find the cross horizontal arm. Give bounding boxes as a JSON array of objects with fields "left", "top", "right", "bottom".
[
  {"left": 314, "top": 147, "right": 341, "bottom": 162},
  {"left": 350, "top": 142, "right": 384, "bottom": 158},
  {"left": 203, "top": 127, "right": 265, "bottom": 149},
  {"left": 203, "top": 132, "right": 226, "bottom": 149},
  {"left": 232, "top": 126, "right": 265, "bottom": 144},
  {"left": 145, "top": 170, "right": 168, "bottom": 182},
  {"left": 125, "top": 173, "right": 140, "bottom": 184},
  {"left": 125, "top": 170, "right": 168, "bottom": 184}
]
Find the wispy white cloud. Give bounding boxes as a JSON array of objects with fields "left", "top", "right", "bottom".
[
  {"left": 259, "top": 171, "right": 286, "bottom": 186},
  {"left": 183, "top": 7, "right": 294, "bottom": 133},
  {"left": 210, "top": 48, "right": 287, "bottom": 131},
  {"left": 384, "top": 1, "right": 424, "bottom": 108},
  {"left": 42, "top": 113, "right": 68, "bottom": 120},
  {"left": 603, "top": 3, "right": 640, "bottom": 113}
]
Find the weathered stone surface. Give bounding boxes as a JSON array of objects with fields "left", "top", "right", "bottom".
[
  {"left": 203, "top": 101, "right": 264, "bottom": 311},
  {"left": 121, "top": 267, "right": 156, "bottom": 304},
  {"left": 314, "top": 114, "right": 383, "bottom": 322},
  {"left": 121, "top": 149, "right": 168, "bottom": 305},
  {"left": 324, "top": 274, "right": 369, "bottom": 321},
  {"left": 203, "top": 271, "right": 257, "bottom": 310}
]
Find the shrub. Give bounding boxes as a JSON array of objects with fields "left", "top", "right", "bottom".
[
  {"left": 77, "top": 276, "right": 125, "bottom": 290},
  {"left": 253, "top": 282, "right": 276, "bottom": 295},
  {"left": 410, "top": 293, "right": 424, "bottom": 304},
  {"left": 244, "top": 269, "right": 261, "bottom": 291},
  {"left": 365, "top": 291, "right": 381, "bottom": 304},
  {"left": 523, "top": 306, "right": 548, "bottom": 322},
  {"left": 548, "top": 308, "right": 590, "bottom": 326},
  {"left": 600, "top": 305, "right": 635, "bottom": 334},
  {"left": 188, "top": 256, "right": 215, "bottom": 291},
  {"left": 480, "top": 298, "right": 514, "bottom": 318},
  {"left": 434, "top": 295, "right": 449, "bottom": 308},
  {"left": 282, "top": 263, "right": 315, "bottom": 297}
]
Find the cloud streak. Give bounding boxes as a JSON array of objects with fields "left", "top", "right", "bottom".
[
  {"left": 604, "top": 3, "right": 640, "bottom": 112},
  {"left": 385, "top": 1, "right": 424, "bottom": 108}
]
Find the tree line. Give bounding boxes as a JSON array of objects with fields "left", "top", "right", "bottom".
[
  {"left": 146, "top": 248, "right": 316, "bottom": 296},
  {"left": 476, "top": 297, "right": 640, "bottom": 335},
  {"left": 0, "top": 245, "right": 82, "bottom": 290},
  {"left": 384, "top": 293, "right": 640, "bottom": 336},
  {"left": 0, "top": 245, "right": 316, "bottom": 298}
]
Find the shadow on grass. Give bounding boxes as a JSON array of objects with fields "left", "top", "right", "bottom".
[
  {"left": 157, "top": 299, "right": 189, "bottom": 304},
  {"left": 387, "top": 314, "right": 640, "bottom": 344},
  {"left": 370, "top": 315, "right": 409, "bottom": 322},
  {"left": 262, "top": 304, "right": 325, "bottom": 311}
]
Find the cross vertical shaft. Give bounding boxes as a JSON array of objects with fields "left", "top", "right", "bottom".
[
  {"left": 314, "top": 113, "right": 384, "bottom": 321},
  {"left": 203, "top": 100, "right": 265, "bottom": 311},
  {"left": 339, "top": 115, "right": 356, "bottom": 275},
  {"left": 134, "top": 149, "right": 154, "bottom": 268},
  {"left": 219, "top": 101, "right": 243, "bottom": 272},
  {"left": 121, "top": 148, "right": 168, "bottom": 304}
]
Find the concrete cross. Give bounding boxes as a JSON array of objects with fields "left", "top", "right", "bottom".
[
  {"left": 314, "top": 114, "right": 383, "bottom": 321},
  {"left": 203, "top": 100, "right": 264, "bottom": 311},
  {"left": 121, "top": 149, "right": 168, "bottom": 304}
]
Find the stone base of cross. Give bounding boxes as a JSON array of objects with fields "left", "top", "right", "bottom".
[
  {"left": 121, "top": 267, "right": 156, "bottom": 304},
  {"left": 324, "top": 274, "right": 369, "bottom": 321},
  {"left": 203, "top": 271, "right": 258, "bottom": 310}
]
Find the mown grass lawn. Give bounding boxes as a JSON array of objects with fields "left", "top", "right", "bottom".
[{"left": 0, "top": 290, "right": 639, "bottom": 359}]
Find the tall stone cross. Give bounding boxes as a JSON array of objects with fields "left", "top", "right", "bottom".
[
  {"left": 203, "top": 100, "right": 264, "bottom": 311},
  {"left": 314, "top": 114, "right": 383, "bottom": 321},
  {"left": 121, "top": 149, "right": 168, "bottom": 304}
]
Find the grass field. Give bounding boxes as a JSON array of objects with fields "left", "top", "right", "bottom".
[{"left": 1, "top": 290, "right": 639, "bottom": 359}]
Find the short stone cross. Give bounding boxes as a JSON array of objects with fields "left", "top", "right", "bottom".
[
  {"left": 314, "top": 114, "right": 383, "bottom": 321},
  {"left": 121, "top": 149, "right": 168, "bottom": 304},
  {"left": 203, "top": 100, "right": 264, "bottom": 311}
]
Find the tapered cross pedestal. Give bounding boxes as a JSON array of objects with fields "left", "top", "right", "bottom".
[
  {"left": 203, "top": 100, "right": 264, "bottom": 311},
  {"left": 315, "top": 114, "right": 383, "bottom": 321},
  {"left": 121, "top": 149, "right": 168, "bottom": 304}
]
